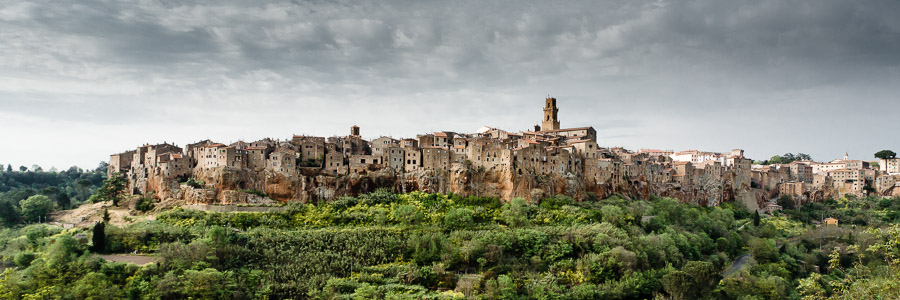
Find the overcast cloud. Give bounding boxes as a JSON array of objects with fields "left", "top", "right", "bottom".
[{"left": 1, "top": 0, "right": 898, "bottom": 169}]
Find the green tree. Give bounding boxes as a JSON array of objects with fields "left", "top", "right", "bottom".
[
  {"left": 502, "top": 197, "right": 532, "bottom": 228},
  {"left": 662, "top": 270, "right": 692, "bottom": 300},
  {"left": 0, "top": 200, "right": 20, "bottom": 225},
  {"left": 444, "top": 208, "right": 474, "bottom": 230},
  {"left": 776, "top": 195, "right": 795, "bottom": 210},
  {"left": 768, "top": 155, "right": 783, "bottom": 164},
  {"left": 682, "top": 261, "right": 719, "bottom": 296},
  {"left": 875, "top": 150, "right": 897, "bottom": 159},
  {"left": 56, "top": 193, "right": 70, "bottom": 209},
  {"left": 76, "top": 179, "right": 92, "bottom": 201},
  {"left": 20, "top": 195, "right": 53, "bottom": 222},
  {"left": 601, "top": 205, "right": 625, "bottom": 226},
  {"left": 753, "top": 211, "right": 761, "bottom": 226},
  {"left": 91, "top": 222, "right": 106, "bottom": 253},
  {"left": 392, "top": 204, "right": 423, "bottom": 225},
  {"left": 92, "top": 173, "right": 127, "bottom": 206},
  {"left": 72, "top": 272, "right": 123, "bottom": 299}
]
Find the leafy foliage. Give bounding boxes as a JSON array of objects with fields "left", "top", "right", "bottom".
[
  {"left": 874, "top": 149, "right": 896, "bottom": 159},
  {"left": 0, "top": 191, "right": 897, "bottom": 299},
  {"left": 89, "top": 173, "right": 127, "bottom": 206}
]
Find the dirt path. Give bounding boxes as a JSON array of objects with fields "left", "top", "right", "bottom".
[
  {"left": 95, "top": 254, "right": 157, "bottom": 265},
  {"left": 49, "top": 201, "right": 154, "bottom": 228}
]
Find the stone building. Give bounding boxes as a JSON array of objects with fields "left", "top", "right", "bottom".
[
  {"left": 880, "top": 158, "right": 900, "bottom": 174},
  {"left": 109, "top": 96, "right": 771, "bottom": 205},
  {"left": 422, "top": 146, "right": 450, "bottom": 171},
  {"left": 349, "top": 154, "right": 381, "bottom": 174},
  {"left": 542, "top": 97, "right": 560, "bottom": 131},
  {"left": 400, "top": 139, "right": 418, "bottom": 149},
  {"left": 108, "top": 150, "right": 135, "bottom": 177},
  {"left": 372, "top": 137, "right": 399, "bottom": 156},
  {"left": 292, "top": 135, "right": 326, "bottom": 162},
  {"left": 324, "top": 151, "right": 348, "bottom": 175},
  {"left": 789, "top": 161, "right": 813, "bottom": 183},
  {"left": 383, "top": 146, "right": 405, "bottom": 171},
  {"left": 404, "top": 146, "right": 422, "bottom": 172},
  {"left": 267, "top": 147, "right": 298, "bottom": 175},
  {"left": 245, "top": 146, "right": 271, "bottom": 172}
]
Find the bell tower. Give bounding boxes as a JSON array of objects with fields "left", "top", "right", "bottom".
[{"left": 541, "top": 97, "right": 560, "bottom": 131}]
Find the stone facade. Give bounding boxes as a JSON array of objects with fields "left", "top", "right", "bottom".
[{"left": 109, "top": 97, "right": 859, "bottom": 209}]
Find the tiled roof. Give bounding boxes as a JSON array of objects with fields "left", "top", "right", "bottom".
[{"left": 540, "top": 127, "right": 592, "bottom": 132}]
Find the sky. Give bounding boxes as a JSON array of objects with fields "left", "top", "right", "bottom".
[{"left": 1, "top": 0, "right": 899, "bottom": 170}]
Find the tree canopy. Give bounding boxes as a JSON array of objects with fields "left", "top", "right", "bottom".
[{"left": 874, "top": 149, "right": 897, "bottom": 159}]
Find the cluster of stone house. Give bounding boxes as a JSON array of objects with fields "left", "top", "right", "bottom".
[
  {"left": 750, "top": 152, "right": 900, "bottom": 201},
  {"left": 109, "top": 97, "right": 755, "bottom": 204}
]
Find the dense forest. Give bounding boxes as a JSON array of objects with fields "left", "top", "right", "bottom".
[
  {"left": 0, "top": 185, "right": 899, "bottom": 299},
  {"left": 0, "top": 163, "right": 107, "bottom": 226}
]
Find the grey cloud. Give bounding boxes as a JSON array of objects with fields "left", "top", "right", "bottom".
[{"left": 0, "top": 0, "right": 898, "bottom": 168}]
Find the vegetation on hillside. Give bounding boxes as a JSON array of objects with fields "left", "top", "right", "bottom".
[
  {"left": 0, "top": 188, "right": 897, "bottom": 299},
  {"left": 0, "top": 163, "right": 106, "bottom": 225}
]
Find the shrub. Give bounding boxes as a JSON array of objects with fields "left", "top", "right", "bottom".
[
  {"left": 443, "top": 208, "right": 474, "bottom": 230},
  {"left": 135, "top": 197, "right": 155, "bottom": 212},
  {"left": 13, "top": 251, "right": 35, "bottom": 268}
]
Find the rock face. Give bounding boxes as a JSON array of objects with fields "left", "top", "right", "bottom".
[{"left": 135, "top": 162, "right": 754, "bottom": 207}]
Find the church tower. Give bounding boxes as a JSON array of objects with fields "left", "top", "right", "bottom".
[{"left": 542, "top": 97, "right": 560, "bottom": 131}]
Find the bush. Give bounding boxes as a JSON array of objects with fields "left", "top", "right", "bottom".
[
  {"left": 135, "top": 197, "right": 155, "bottom": 212},
  {"left": 13, "top": 251, "right": 35, "bottom": 268},
  {"left": 443, "top": 208, "right": 474, "bottom": 230}
]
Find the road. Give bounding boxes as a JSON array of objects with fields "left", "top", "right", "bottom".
[{"left": 723, "top": 254, "right": 751, "bottom": 277}]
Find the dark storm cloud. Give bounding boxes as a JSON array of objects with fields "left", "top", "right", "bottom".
[{"left": 0, "top": 0, "right": 898, "bottom": 168}]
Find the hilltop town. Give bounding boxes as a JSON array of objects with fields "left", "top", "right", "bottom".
[{"left": 107, "top": 98, "right": 900, "bottom": 210}]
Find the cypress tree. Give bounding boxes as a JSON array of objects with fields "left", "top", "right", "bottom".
[
  {"left": 91, "top": 222, "right": 106, "bottom": 253},
  {"left": 753, "top": 211, "right": 761, "bottom": 226}
]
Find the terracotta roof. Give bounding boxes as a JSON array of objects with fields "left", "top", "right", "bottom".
[
  {"left": 540, "top": 127, "right": 593, "bottom": 132},
  {"left": 433, "top": 132, "right": 448, "bottom": 137},
  {"left": 639, "top": 149, "right": 670, "bottom": 153},
  {"left": 521, "top": 139, "right": 539, "bottom": 144}
]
